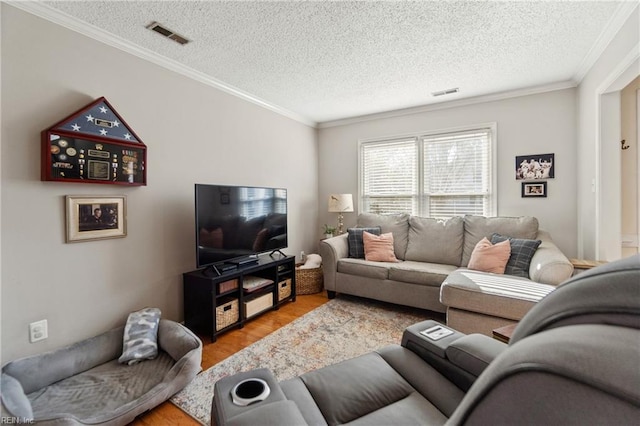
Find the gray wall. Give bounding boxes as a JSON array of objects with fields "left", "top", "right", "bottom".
[
  {"left": 318, "top": 89, "right": 578, "bottom": 258},
  {"left": 1, "top": 5, "right": 318, "bottom": 362}
]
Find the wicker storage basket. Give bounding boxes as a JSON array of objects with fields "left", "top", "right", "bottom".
[
  {"left": 295, "top": 263, "right": 324, "bottom": 294},
  {"left": 278, "top": 278, "right": 292, "bottom": 301},
  {"left": 215, "top": 298, "right": 239, "bottom": 331}
]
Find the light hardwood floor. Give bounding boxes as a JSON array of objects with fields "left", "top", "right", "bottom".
[{"left": 131, "top": 293, "right": 329, "bottom": 425}]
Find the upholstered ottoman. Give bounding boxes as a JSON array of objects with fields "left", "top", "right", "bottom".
[{"left": 440, "top": 269, "right": 556, "bottom": 336}]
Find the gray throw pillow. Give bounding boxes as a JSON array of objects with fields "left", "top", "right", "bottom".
[
  {"left": 118, "top": 307, "right": 161, "bottom": 365},
  {"left": 491, "top": 233, "right": 542, "bottom": 278},
  {"left": 347, "top": 227, "right": 381, "bottom": 258}
]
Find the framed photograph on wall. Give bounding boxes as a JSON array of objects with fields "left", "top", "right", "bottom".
[
  {"left": 521, "top": 182, "right": 547, "bottom": 198},
  {"left": 65, "top": 195, "right": 127, "bottom": 242},
  {"left": 515, "top": 153, "right": 554, "bottom": 180}
]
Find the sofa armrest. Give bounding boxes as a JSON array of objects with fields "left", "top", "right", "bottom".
[
  {"left": 445, "top": 334, "right": 507, "bottom": 377},
  {"left": 319, "top": 234, "right": 349, "bottom": 291},
  {"left": 530, "top": 230, "right": 573, "bottom": 285},
  {"left": 213, "top": 368, "right": 289, "bottom": 426},
  {"left": 401, "top": 320, "right": 479, "bottom": 391},
  {"left": 226, "top": 400, "right": 308, "bottom": 426}
]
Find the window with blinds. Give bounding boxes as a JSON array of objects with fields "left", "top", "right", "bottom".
[{"left": 360, "top": 126, "right": 495, "bottom": 219}]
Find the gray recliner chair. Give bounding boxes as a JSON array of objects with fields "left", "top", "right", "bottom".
[{"left": 212, "top": 254, "right": 640, "bottom": 425}]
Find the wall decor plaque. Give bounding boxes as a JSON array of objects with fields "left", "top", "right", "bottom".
[{"left": 42, "top": 97, "right": 147, "bottom": 186}]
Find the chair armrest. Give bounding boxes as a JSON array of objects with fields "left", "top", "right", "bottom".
[
  {"left": 213, "top": 368, "right": 289, "bottom": 426},
  {"left": 319, "top": 234, "right": 349, "bottom": 291},
  {"left": 226, "top": 400, "right": 308, "bottom": 426},
  {"left": 445, "top": 334, "right": 507, "bottom": 377},
  {"left": 401, "top": 320, "right": 479, "bottom": 391},
  {"left": 530, "top": 230, "right": 573, "bottom": 285}
]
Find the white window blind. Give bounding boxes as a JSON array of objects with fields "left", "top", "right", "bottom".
[
  {"left": 361, "top": 139, "right": 417, "bottom": 214},
  {"left": 360, "top": 126, "right": 494, "bottom": 218},
  {"left": 422, "top": 129, "right": 492, "bottom": 219}
]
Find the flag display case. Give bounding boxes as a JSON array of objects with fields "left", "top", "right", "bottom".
[{"left": 41, "top": 97, "right": 147, "bottom": 186}]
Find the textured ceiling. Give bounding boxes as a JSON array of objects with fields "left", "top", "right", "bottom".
[{"left": 33, "top": 1, "right": 630, "bottom": 125}]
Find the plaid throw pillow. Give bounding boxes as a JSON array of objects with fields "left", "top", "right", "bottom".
[
  {"left": 490, "top": 233, "right": 541, "bottom": 278},
  {"left": 347, "top": 227, "right": 382, "bottom": 258}
]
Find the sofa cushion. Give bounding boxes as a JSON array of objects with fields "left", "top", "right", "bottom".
[
  {"left": 440, "top": 269, "right": 555, "bottom": 320},
  {"left": 467, "top": 238, "right": 511, "bottom": 274},
  {"left": 299, "top": 351, "right": 434, "bottom": 425},
  {"left": 405, "top": 216, "right": 464, "bottom": 265},
  {"left": 389, "top": 261, "right": 458, "bottom": 287},
  {"left": 363, "top": 232, "right": 398, "bottom": 262},
  {"left": 491, "top": 233, "right": 542, "bottom": 278},
  {"left": 357, "top": 213, "right": 410, "bottom": 260},
  {"left": 462, "top": 216, "right": 538, "bottom": 267},
  {"left": 347, "top": 227, "right": 381, "bottom": 258},
  {"left": 338, "top": 258, "right": 391, "bottom": 280}
]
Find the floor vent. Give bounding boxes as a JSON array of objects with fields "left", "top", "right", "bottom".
[{"left": 146, "top": 21, "right": 190, "bottom": 45}]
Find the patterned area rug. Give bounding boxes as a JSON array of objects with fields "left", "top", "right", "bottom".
[{"left": 170, "top": 295, "right": 439, "bottom": 425}]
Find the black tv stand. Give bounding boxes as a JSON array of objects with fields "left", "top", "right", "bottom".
[
  {"left": 269, "top": 249, "right": 286, "bottom": 258},
  {"left": 183, "top": 255, "right": 297, "bottom": 341},
  {"left": 205, "top": 263, "right": 237, "bottom": 277},
  {"left": 228, "top": 256, "right": 258, "bottom": 267}
]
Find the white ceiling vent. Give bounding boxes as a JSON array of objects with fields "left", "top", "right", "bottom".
[
  {"left": 146, "top": 21, "right": 190, "bottom": 45},
  {"left": 432, "top": 88, "right": 460, "bottom": 97}
]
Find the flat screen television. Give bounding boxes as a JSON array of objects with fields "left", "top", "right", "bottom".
[{"left": 195, "top": 184, "right": 287, "bottom": 270}]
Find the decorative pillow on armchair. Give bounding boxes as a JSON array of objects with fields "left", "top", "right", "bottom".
[
  {"left": 118, "top": 307, "right": 161, "bottom": 365},
  {"left": 468, "top": 237, "right": 511, "bottom": 274},
  {"left": 363, "top": 231, "right": 398, "bottom": 262},
  {"left": 490, "top": 233, "right": 542, "bottom": 278},
  {"left": 347, "top": 227, "right": 381, "bottom": 258}
]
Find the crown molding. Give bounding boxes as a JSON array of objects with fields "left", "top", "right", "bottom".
[
  {"left": 6, "top": 0, "right": 318, "bottom": 128},
  {"left": 317, "top": 80, "right": 577, "bottom": 129},
  {"left": 573, "top": 2, "right": 639, "bottom": 83}
]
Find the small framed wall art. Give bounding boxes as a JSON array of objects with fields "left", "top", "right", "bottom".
[
  {"left": 65, "top": 195, "right": 127, "bottom": 242},
  {"left": 521, "top": 182, "right": 547, "bottom": 198},
  {"left": 515, "top": 153, "right": 554, "bottom": 180}
]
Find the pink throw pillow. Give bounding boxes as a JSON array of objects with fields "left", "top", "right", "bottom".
[
  {"left": 467, "top": 237, "right": 511, "bottom": 274},
  {"left": 363, "top": 231, "right": 398, "bottom": 262}
]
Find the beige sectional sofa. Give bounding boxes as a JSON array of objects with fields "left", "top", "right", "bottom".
[{"left": 319, "top": 214, "right": 573, "bottom": 334}]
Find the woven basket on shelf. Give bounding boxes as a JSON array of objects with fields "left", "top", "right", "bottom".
[
  {"left": 215, "top": 298, "right": 239, "bottom": 331},
  {"left": 295, "top": 263, "right": 324, "bottom": 295}
]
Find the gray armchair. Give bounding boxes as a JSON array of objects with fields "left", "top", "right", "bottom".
[{"left": 212, "top": 255, "right": 640, "bottom": 425}]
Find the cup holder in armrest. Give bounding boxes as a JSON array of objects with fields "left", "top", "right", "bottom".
[{"left": 231, "top": 378, "right": 271, "bottom": 406}]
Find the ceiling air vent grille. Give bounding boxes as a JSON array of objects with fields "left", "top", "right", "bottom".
[
  {"left": 432, "top": 88, "right": 459, "bottom": 97},
  {"left": 146, "top": 21, "right": 190, "bottom": 45}
]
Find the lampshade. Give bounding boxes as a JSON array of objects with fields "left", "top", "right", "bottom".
[{"left": 328, "top": 194, "right": 354, "bottom": 213}]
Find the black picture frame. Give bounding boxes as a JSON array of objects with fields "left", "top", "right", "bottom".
[
  {"left": 515, "top": 153, "right": 554, "bottom": 180},
  {"left": 521, "top": 181, "right": 547, "bottom": 198}
]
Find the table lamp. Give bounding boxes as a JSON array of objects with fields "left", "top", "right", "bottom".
[{"left": 328, "top": 194, "right": 354, "bottom": 235}]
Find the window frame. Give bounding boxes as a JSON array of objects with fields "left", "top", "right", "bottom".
[{"left": 358, "top": 123, "right": 497, "bottom": 218}]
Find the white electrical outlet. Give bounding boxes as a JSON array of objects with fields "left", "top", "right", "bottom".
[{"left": 29, "top": 319, "right": 48, "bottom": 343}]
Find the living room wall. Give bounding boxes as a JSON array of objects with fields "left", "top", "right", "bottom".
[
  {"left": 1, "top": 5, "right": 318, "bottom": 362},
  {"left": 317, "top": 88, "right": 578, "bottom": 258},
  {"left": 577, "top": 5, "right": 639, "bottom": 261}
]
